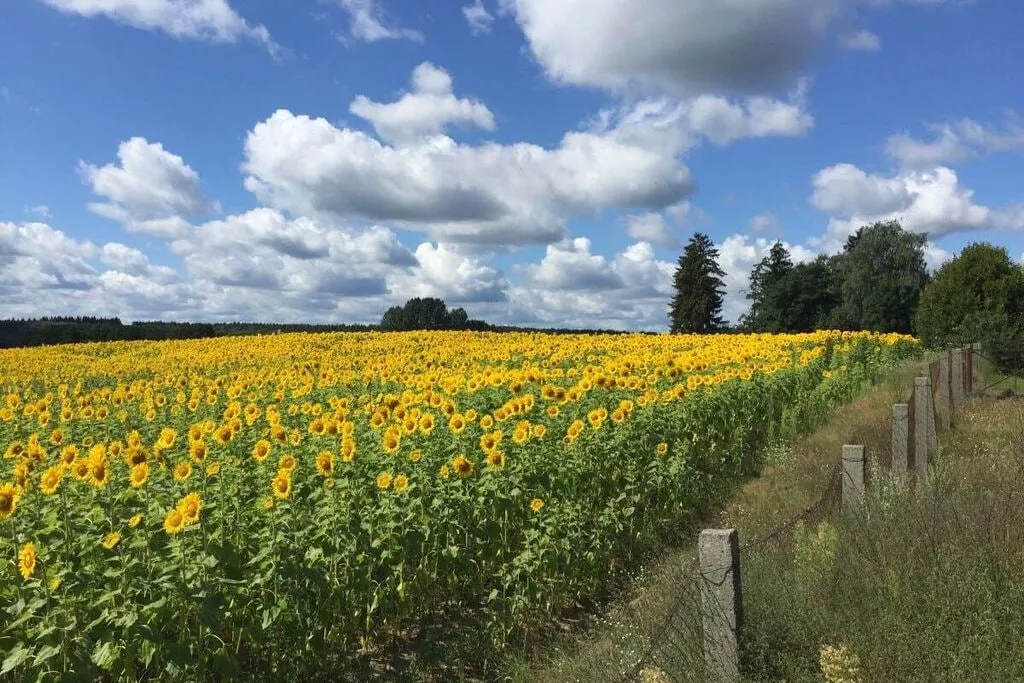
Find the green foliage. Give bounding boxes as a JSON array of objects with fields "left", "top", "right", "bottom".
[
  {"left": 669, "top": 233, "right": 727, "bottom": 334},
  {"left": 828, "top": 220, "right": 929, "bottom": 334},
  {"left": 744, "top": 250, "right": 840, "bottom": 333},
  {"left": 915, "top": 242, "right": 1024, "bottom": 370},
  {"left": 379, "top": 297, "right": 486, "bottom": 331},
  {"left": 742, "top": 242, "right": 794, "bottom": 332}
]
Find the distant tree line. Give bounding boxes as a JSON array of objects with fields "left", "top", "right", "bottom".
[
  {"left": 669, "top": 220, "right": 1024, "bottom": 369},
  {"left": 0, "top": 317, "right": 376, "bottom": 350},
  {"left": 0, "top": 305, "right": 654, "bottom": 351}
]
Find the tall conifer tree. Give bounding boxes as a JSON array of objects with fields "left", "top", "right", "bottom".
[{"left": 668, "top": 233, "right": 727, "bottom": 333}]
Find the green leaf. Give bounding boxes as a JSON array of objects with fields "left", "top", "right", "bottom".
[
  {"left": 33, "top": 644, "right": 61, "bottom": 666},
  {"left": 1, "top": 643, "right": 30, "bottom": 674},
  {"left": 91, "top": 640, "right": 119, "bottom": 670}
]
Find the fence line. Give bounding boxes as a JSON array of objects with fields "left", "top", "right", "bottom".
[{"left": 626, "top": 344, "right": 980, "bottom": 683}]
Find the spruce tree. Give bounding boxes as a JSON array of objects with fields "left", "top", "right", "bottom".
[
  {"left": 668, "top": 233, "right": 727, "bottom": 333},
  {"left": 741, "top": 241, "right": 794, "bottom": 331}
]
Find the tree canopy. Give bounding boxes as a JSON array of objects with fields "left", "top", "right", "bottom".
[
  {"left": 827, "top": 220, "right": 928, "bottom": 334},
  {"left": 379, "top": 298, "right": 487, "bottom": 331},
  {"left": 915, "top": 242, "right": 1024, "bottom": 370}
]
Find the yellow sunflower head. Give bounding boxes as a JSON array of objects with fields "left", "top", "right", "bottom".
[
  {"left": 176, "top": 492, "right": 202, "bottom": 526},
  {"left": 18, "top": 542, "right": 37, "bottom": 579},
  {"left": 101, "top": 531, "right": 121, "bottom": 550}
]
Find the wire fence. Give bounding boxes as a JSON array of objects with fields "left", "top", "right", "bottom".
[{"left": 584, "top": 344, "right": 983, "bottom": 683}]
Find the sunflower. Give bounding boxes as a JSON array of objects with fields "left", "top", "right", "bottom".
[
  {"left": 376, "top": 472, "right": 393, "bottom": 490},
  {"left": 316, "top": 451, "right": 335, "bottom": 478},
  {"left": 271, "top": 425, "right": 287, "bottom": 443},
  {"left": 173, "top": 461, "right": 192, "bottom": 482},
  {"left": 158, "top": 427, "right": 177, "bottom": 450},
  {"left": 486, "top": 450, "right": 506, "bottom": 469},
  {"left": 655, "top": 442, "right": 669, "bottom": 456},
  {"left": 278, "top": 454, "right": 297, "bottom": 472},
  {"left": 479, "top": 415, "right": 494, "bottom": 430},
  {"left": 340, "top": 440, "right": 356, "bottom": 463},
  {"left": 546, "top": 405, "right": 560, "bottom": 418},
  {"left": 408, "top": 449, "right": 423, "bottom": 464},
  {"left": 189, "top": 441, "right": 208, "bottom": 462},
  {"left": 128, "top": 514, "right": 142, "bottom": 528},
  {"left": 89, "top": 462, "right": 110, "bottom": 489},
  {"left": 4, "top": 441, "right": 25, "bottom": 459},
  {"left": 392, "top": 474, "right": 409, "bottom": 493},
  {"left": 163, "top": 508, "right": 185, "bottom": 535},
  {"left": 382, "top": 434, "right": 401, "bottom": 454},
  {"left": 531, "top": 424, "right": 547, "bottom": 439},
  {"left": 40, "top": 465, "right": 64, "bottom": 495},
  {"left": 530, "top": 498, "right": 545, "bottom": 513},
  {"left": 101, "top": 531, "right": 121, "bottom": 550},
  {"left": 0, "top": 483, "right": 18, "bottom": 520},
  {"left": 452, "top": 454, "right": 474, "bottom": 478},
  {"left": 213, "top": 425, "right": 233, "bottom": 445},
  {"left": 71, "top": 459, "right": 91, "bottom": 481},
  {"left": 176, "top": 492, "right": 202, "bottom": 526},
  {"left": 271, "top": 471, "right": 292, "bottom": 500},
  {"left": 129, "top": 463, "right": 149, "bottom": 489},
  {"left": 252, "top": 439, "right": 271, "bottom": 462},
  {"left": 58, "top": 446, "right": 77, "bottom": 466},
  {"left": 18, "top": 542, "right": 37, "bottom": 579},
  {"left": 448, "top": 414, "right": 467, "bottom": 434},
  {"left": 418, "top": 413, "right": 435, "bottom": 434}
]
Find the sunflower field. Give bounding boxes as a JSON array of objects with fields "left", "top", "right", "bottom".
[{"left": 0, "top": 330, "right": 916, "bottom": 679}]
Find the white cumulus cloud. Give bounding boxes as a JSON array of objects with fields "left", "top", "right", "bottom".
[
  {"left": 349, "top": 62, "right": 495, "bottom": 145},
  {"left": 38, "top": 0, "right": 277, "bottom": 53},
  {"left": 81, "top": 137, "right": 215, "bottom": 237}
]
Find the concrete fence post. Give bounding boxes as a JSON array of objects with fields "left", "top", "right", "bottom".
[
  {"left": 842, "top": 445, "right": 866, "bottom": 509},
  {"left": 891, "top": 404, "right": 909, "bottom": 482},
  {"left": 937, "top": 351, "right": 952, "bottom": 431},
  {"left": 951, "top": 347, "right": 965, "bottom": 411},
  {"left": 914, "top": 375, "right": 934, "bottom": 485},
  {"left": 699, "top": 529, "right": 742, "bottom": 683}
]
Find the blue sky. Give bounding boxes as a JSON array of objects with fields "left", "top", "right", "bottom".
[{"left": 1, "top": 0, "right": 1022, "bottom": 329}]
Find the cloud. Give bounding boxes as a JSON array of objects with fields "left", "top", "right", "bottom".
[
  {"left": 923, "top": 242, "right": 953, "bottom": 271},
  {"left": 25, "top": 205, "right": 53, "bottom": 220},
  {"left": 392, "top": 243, "right": 509, "bottom": 303},
  {"left": 38, "top": 0, "right": 278, "bottom": 54},
  {"left": 885, "top": 113, "right": 1024, "bottom": 169},
  {"left": 810, "top": 163, "right": 1024, "bottom": 251},
  {"left": 349, "top": 62, "right": 495, "bottom": 145},
  {"left": 503, "top": 0, "right": 839, "bottom": 96},
  {"left": 625, "top": 213, "right": 679, "bottom": 247},
  {"left": 683, "top": 85, "right": 814, "bottom": 144},
  {"left": 242, "top": 103, "right": 694, "bottom": 247},
  {"left": 811, "top": 163, "right": 911, "bottom": 216},
  {"left": 463, "top": 0, "right": 495, "bottom": 34},
  {"left": 333, "top": 0, "right": 422, "bottom": 43},
  {"left": 748, "top": 213, "right": 778, "bottom": 232},
  {"left": 839, "top": 28, "right": 880, "bottom": 51},
  {"left": 499, "top": 239, "right": 676, "bottom": 330},
  {"left": 525, "top": 237, "right": 626, "bottom": 291},
  {"left": 80, "top": 137, "right": 215, "bottom": 237}
]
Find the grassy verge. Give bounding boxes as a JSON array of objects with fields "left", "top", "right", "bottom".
[
  {"left": 513, "top": 363, "right": 923, "bottom": 682},
  {"left": 740, "top": 364, "right": 1024, "bottom": 681}
]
